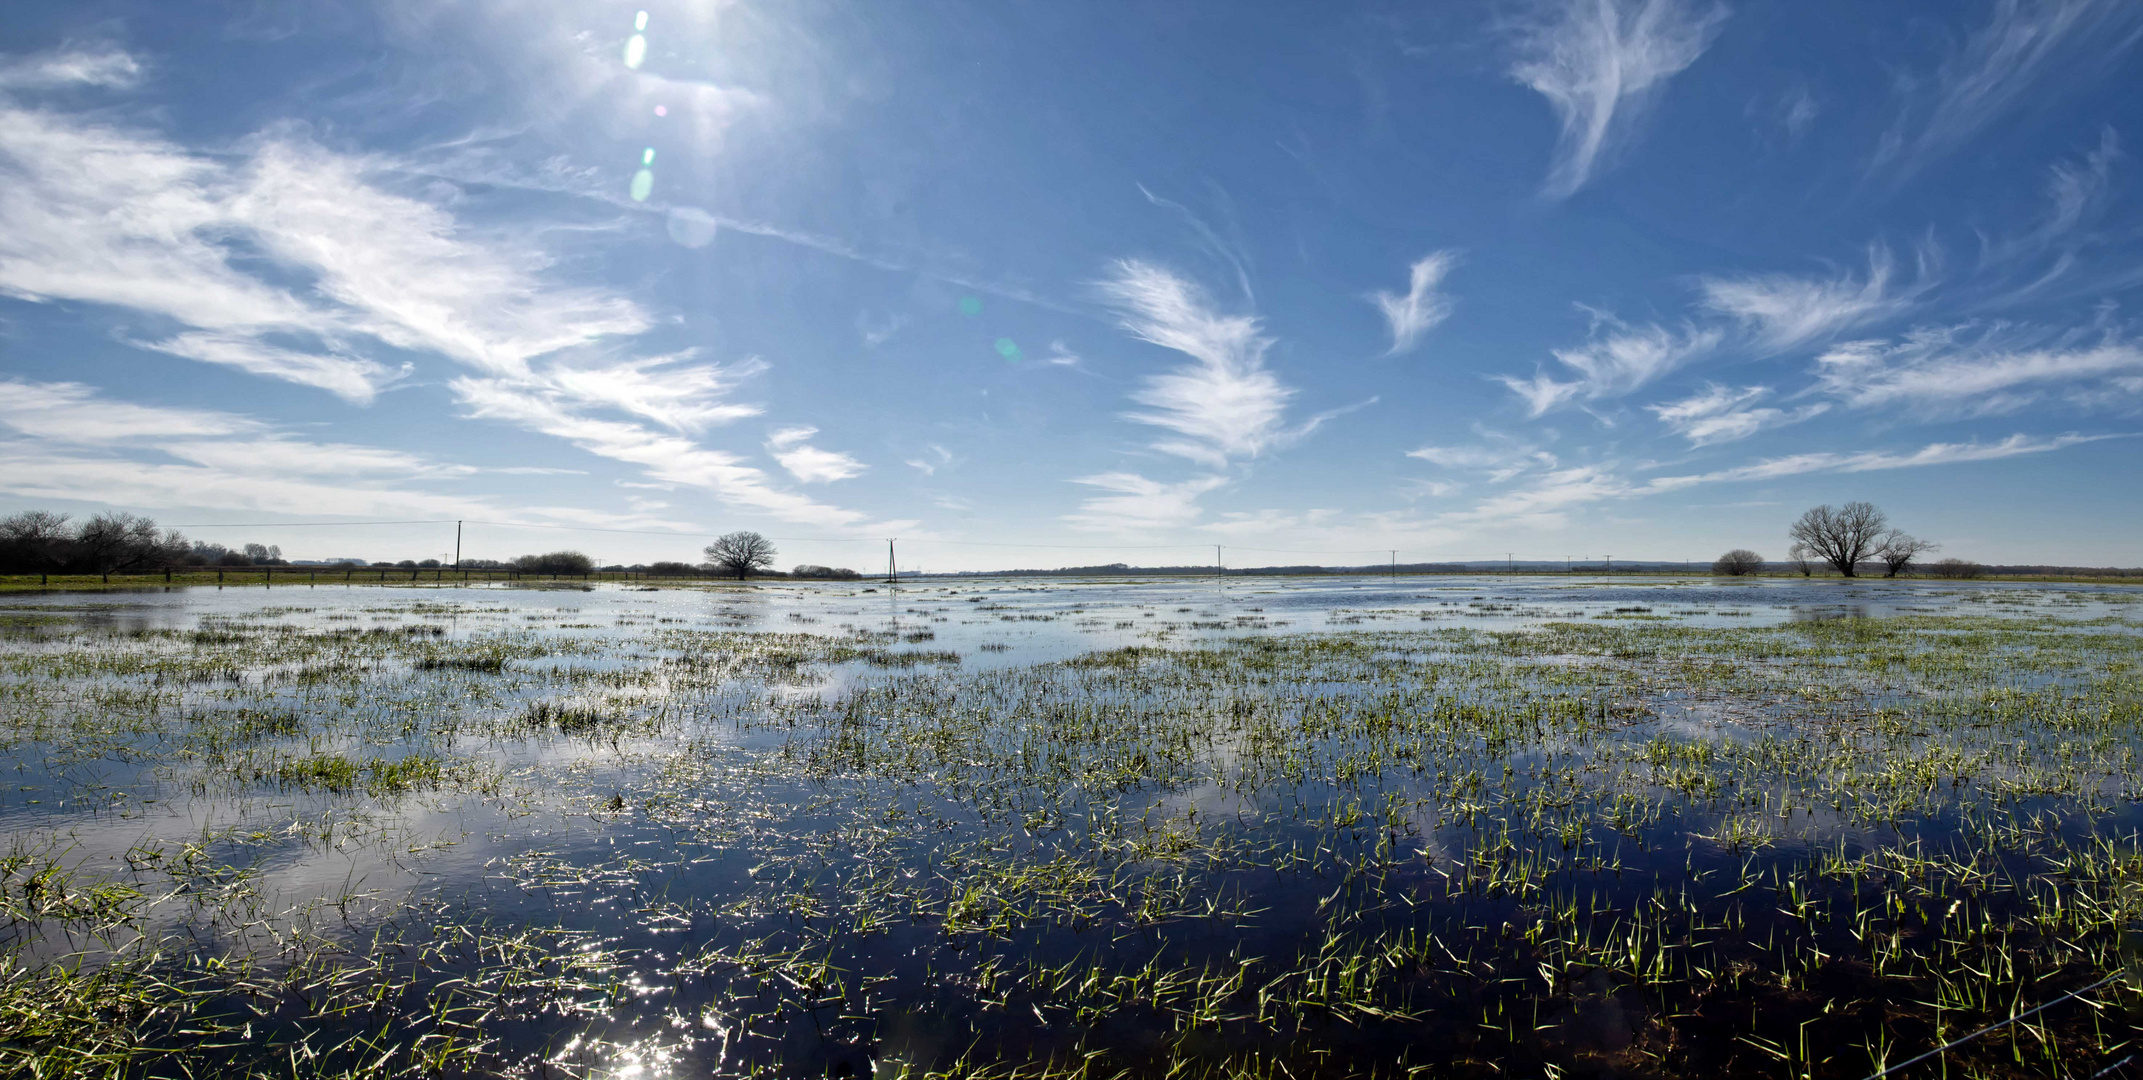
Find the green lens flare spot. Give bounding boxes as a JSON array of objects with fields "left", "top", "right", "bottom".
[
  {"left": 629, "top": 169, "right": 654, "bottom": 202},
  {"left": 957, "top": 296, "right": 982, "bottom": 316},
  {"left": 994, "top": 338, "right": 1021, "bottom": 362},
  {"left": 642, "top": 147, "right": 656, "bottom": 166},
  {"left": 634, "top": 10, "right": 649, "bottom": 31},
  {"left": 624, "top": 34, "right": 647, "bottom": 69}
]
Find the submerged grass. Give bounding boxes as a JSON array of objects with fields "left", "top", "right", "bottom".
[{"left": 0, "top": 585, "right": 2136, "bottom": 1076}]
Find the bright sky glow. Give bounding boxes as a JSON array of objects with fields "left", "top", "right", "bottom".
[{"left": 0, "top": 1, "right": 2138, "bottom": 570}]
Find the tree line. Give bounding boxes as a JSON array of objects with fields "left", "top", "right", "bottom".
[
  {"left": 0, "top": 513, "right": 860, "bottom": 581},
  {"left": 1710, "top": 502, "right": 1982, "bottom": 578}
]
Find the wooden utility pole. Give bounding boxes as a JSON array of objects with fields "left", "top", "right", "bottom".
[
  {"left": 1390, "top": 550, "right": 1396, "bottom": 582},
  {"left": 1215, "top": 544, "right": 1222, "bottom": 583},
  {"left": 887, "top": 539, "right": 897, "bottom": 585},
  {"left": 453, "top": 521, "right": 462, "bottom": 571}
]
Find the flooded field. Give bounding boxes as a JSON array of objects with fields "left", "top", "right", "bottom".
[{"left": 1, "top": 574, "right": 2140, "bottom": 1078}]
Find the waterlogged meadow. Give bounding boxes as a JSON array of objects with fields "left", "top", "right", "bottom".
[{"left": 0, "top": 575, "right": 2140, "bottom": 1079}]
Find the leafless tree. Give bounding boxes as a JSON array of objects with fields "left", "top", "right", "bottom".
[
  {"left": 704, "top": 531, "right": 777, "bottom": 580},
  {"left": 75, "top": 513, "right": 166, "bottom": 574},
  {"left": 1875, "top": 530, "right": 1938, "bottom": 577},
  {"left": 1787, "top": 502, "right": 1888, "bottom": 577},
  {"left": 1787, "top": 544, "right": 1814, "bottom": 577},
  {"left": 1711, "top": 549, "right": 1765, "bottom": 576},
  {"left": 0, "top": 511, "right": 72, "bottom": 571},
  {"left": 1929, "top": 558, "right": 1983, "bottom": 579}
]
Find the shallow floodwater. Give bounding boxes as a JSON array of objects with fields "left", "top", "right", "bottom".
[{"left": 1, "top": 575, "right": 2139, "bottom": 1078}]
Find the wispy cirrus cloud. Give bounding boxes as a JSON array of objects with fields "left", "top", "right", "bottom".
[
  {"left": 1439, "top": 430, "right": 2112, "bottom": 527},
  {"left": 1407, "top": 429, "right": 1559, "bottom": 482},
  {"left": 0, "top": 378, "right": 516, "bottom": 518},
  {"left": 0, "top": 49, "right": 887, "bottom": 531},
  {"left": 1647, "top": 383, "right": 1828, "bottom": 445},
  {"left": 0, "top": 45, "right": 142, "bottom": 90},
  {"left": 1874, "top": 0, "right": 2143, "bottom": 178},
  {"left": 1506, "top": 0, "right": 1729, "bottom": 199},
  {"left": 1980, "top": 127, "right": 2122, "bottom": 269},
  {"left": 1647, "top": 432, "right": 2120, "bottom": 489},
  {"left": 1063, "top": 472, "right": 1228, "bottom": 533},
  {"left": 766, "top": 426, "right": 866, "bottom": 485},
  {"left": 1370, "top": 251, "right": 1460, "bottom": 355},
  {"left": 1497, "top": 314, "right": 1719, "bottom": 416},
  {"left": 452, "top": 377, "right": 903, "bottom": 531},
  {"left": 1813, "top": 330, "right": 2143, "bottom": 415},
  {"left": 1697, "top": 244, "right": 1922, "bottom": 353},
  {"left": 1098, "top": 259, "right": 1299, "bottom": 468}
]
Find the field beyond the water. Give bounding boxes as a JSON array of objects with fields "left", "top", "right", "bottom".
[{"left": 0, "top": 575, "right": 2139, "bottom": 1079}]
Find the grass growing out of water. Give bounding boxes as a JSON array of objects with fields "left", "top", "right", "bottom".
[{"left": 0, "top": 589, "right": 2138, "bottom": 1076}]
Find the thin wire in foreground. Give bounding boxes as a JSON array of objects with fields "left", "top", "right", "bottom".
[{"left": 1861, "top": 969, "right": 2126, "bottom": 1080}]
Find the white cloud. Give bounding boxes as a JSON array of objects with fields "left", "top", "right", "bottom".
[
  {"left": 1497, "top": 316, "right": 1719, "bottom": 416},
  {"left": 140, "top": 331, "right": 405, "bottom": 405},
  {"left": 452, "top": 378, "right": 899, "bottom": 531},
  {"left": 1648, "top": 432, "right": 2119, "bottom": 489},
  {"left": 1647, "top": 383, "right": 1828, "bottom": 445},
  {"left": 0, "top": 87, "right": 641, "bottom": 398},
  {"left": 1814, "top": 332, "right": 2143, "bottom": 414},
  {"left": 1098, "top": 260, "right": 1300, "bottom": 468},
  {"left": 1370, "top": 251, "right": 1459, "bottom": 355},
  {"left": 1777, "top": 85, "right": 1818, "bottom": 142},
  {"left": 1983, "top": 127, "right": 2123, "bottom": 268},
  {"left": 1507, "top": 0, "right": 1728, "bottom": 199},
  {"left": 0, "top": 379, "right": 256, "bottom": 443},
  {"left": 0, "top": 45, "right": 143, "bottom": 90},
  {"left": 544, "top": 353, "right": 765, "bottom": 431},
  {"left": 1436, "top": 430, "right": 2113, "bottom": 528},
  {"left": 1874, "top": 0, "right": 2143, "bottom": 176},
  {"left": 0, "top": 67, "right": 887, "bottom": 531},
  {"left": 904, "top": 445, "right": 954, "bottom": 476},
  {"left": 1698, "top": 244, "right": 1915, "bottom": 353},
  {"left": 1046, "top": 340, "right": 1081, "bottom": 366},
  {"left": 765, "top": 426, "right": 866, "bottom": 484},
  {"left": 1201, "top": 509, "right": 1301, "bottom": 536},
  {"left": 1064, "top": 472, "right": 1227, "bottom": 533},
  {"left": 1407, "top": 435, "right": 1559, "bottom": 483},
  {"left": 0, "top": 378, "right": 506, "bottom": 517}
]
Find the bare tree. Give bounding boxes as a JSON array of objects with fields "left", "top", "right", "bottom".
[
  {"left": 1875, "top": 530, "right": 1938, "bottom": 578},
  {"left": 1929, "top": 558, "right": 1983, "bottom": 579},
  {"left": 1787, "top": 543, "right": 1814, "bottom": 577},
  {"left": 704, "top": 531, "right": 777, "bottom": 580},
  {"left": 75, "top": 513, "right": 165, "bottom": 574},
  {"left": 0, "top": 511, "right": 72, "bottom": 572},
  {"left": 1787, "top": 502, "right": 1888, "bottom": 577},
  {"left": 1711, "top": 549, "right": 1765, "bottom": 576}
]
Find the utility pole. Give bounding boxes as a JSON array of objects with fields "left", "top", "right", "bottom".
[
  {"left": 1605, "top": 554, "right": 1612, "bottom": 573},
  {"left": 1565, "top": 555, "right": 1571, "bottom": 573},
  {"left": 1215, "top": 544, "right": 1222, "bottom": 584},
  {"left": 453, "top": 521, "right": 462, "bottom": 571},
  {"left": 1507, "top": 552, "right": 1513, "bottom": 574},
  {"left": 1390, "top": 550, "right": 1396, "bottom": 582},
  {"left": 887, "top": 539, "right": 897, "bottom": 585}
]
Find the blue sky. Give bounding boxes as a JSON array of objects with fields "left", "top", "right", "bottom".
[{"left": 1, "top": 0, "right": 2139, "bottom": 571}]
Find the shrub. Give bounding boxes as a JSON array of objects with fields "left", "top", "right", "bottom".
[
  {"left": 1929, "top": 558, "right": 1984, "bottom": 579},
  {"left": 1711, "top": 549, "right": 1765, "bottom": 576}
]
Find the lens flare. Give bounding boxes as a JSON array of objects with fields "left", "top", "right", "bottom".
[
  {"left": 994, "top": 338, "right": 1022, "bottom": 362},
  {"left": 653, "top": 105, "right": 667, "bottom": 117},
  {"left": 634, "top": 10, "right": 648, "bottom": 31},
  {"left": 642, "top": 147, "right": 656, "bottom": 166},
  {"left": 630, "top": 169, "right": 654, "bottom": 202},
  {"left": 623, "top": 34, "right": 646, "bottom": 68},
  {"left": 957, "top": 296, "right": 982, "bottom": 316}
]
